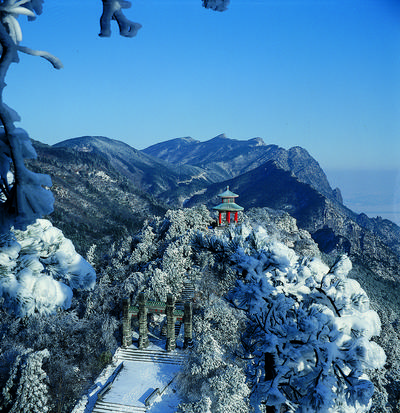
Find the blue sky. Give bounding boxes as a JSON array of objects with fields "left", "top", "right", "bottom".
[{"left": 6, "top": 0, "right": 399, "bottom": 172}]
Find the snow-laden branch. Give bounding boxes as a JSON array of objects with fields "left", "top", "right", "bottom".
[
  {"left": 99, "top": 0, "right": 141, "bottom": 38},
  {"left": 0, "top": 1, "right": 63, "bottom": 231},
  {"left": 17, "top": 45, "right": 62, "bottom": 69},
  {"left": 0, "top": 219, "right": 96, "bottom": 317},
  {"left": 221, "top": 225, "right": 386, "bottom": 412},
  {"left": 203, "top": 0, "right": 230, "bottom": 12}
]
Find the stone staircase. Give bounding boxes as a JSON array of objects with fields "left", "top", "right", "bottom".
[
  {"left": 176, "top": 280, "right": 195, "bottom": 306},
  {"left": 92, "top": 401, "right": 147, "bottom": 413},
  {"left": 116, "top": 347, "right": 186, "bottom": 365}
]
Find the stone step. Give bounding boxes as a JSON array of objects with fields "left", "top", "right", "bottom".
[
  {"left": 176, "top": 296, "right": 195, "bottom": 306},
  {"left": 177, "top": 293, "right": 195, "bottom": 302},
  {"left": 116, "top": 348, "right": 186, "bottom": 365},
  {"left": 118, "top": 348, "right": 186, "bottom": 359},
  {"left": 179, "top": 282, "right": 195, "bottom": 301},
  {"left": 117, "top": 354, "right": 183, "bottom": 365},
  {"left": 92, "top": 401, "right": 147, "bottom": 413}
]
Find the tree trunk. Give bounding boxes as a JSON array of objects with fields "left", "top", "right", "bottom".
[{"left": 265, "top": 352, "right": 277, "bottom": 413}]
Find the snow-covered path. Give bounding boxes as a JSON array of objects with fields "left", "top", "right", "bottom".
[{"left": 72, "top": 343, "right": 185, "bottom": 413}]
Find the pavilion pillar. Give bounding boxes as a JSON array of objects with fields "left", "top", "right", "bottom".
[
  {"left": 166, "top": 294, "right": 176, "bottom": 352},
  {"left": 218, "top": 212, "right": 222, "bottom": 225},
  {"left": 183, "top": 301, "right": 193, "bottom": 349},
  {"left": 226, "top": 211, "right": 231, "bottom": 223},
  {"left": 122, "top": 297, "right": 132, "bottom": 347},
  {"left": 138, "top": 292, "right": 149, "bottom": 349},
  {"left": 234, "top": 211, "right": 238, "bottom": 223}
]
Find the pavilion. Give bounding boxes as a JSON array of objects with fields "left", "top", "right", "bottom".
[{"left": 213, "top": 186, "right": 244, "bottom": 225}]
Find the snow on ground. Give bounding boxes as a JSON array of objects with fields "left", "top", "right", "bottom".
[
  {"left": 148, "top": 383, "right": 182, "bottom": 413},
  {"left": 103, "top": 359, "right": 181, "bottom": 409},
  {"left": 71, "top": 339, "right": 184, "bottom": 413}
]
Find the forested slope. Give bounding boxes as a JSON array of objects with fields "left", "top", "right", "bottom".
[{"left": 2, "top": 207, "right": 397, "bottom": 412}]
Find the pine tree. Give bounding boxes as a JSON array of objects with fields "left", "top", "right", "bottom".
[
  {"left": 2, "top": 349, "right": 51, "bottom": 413},
  {"left": 178, "top": 301, "right": 249, "bottom": 412},
  {"left": 228, "top": 226, "right": 385, "bottom": 413}
]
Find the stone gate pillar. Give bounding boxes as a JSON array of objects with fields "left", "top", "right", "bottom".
[
  {"left": 166, "top": 294, "right": 176, "bottom": 352},
  {"left": 138, "top": 292, "right": 149, "bottom": 349},
  {"left": 183, "top": 301, "right": 193, "bottom": 349},
  {"left": 122, "top": 297, "right": 132, "bottom": 347}
]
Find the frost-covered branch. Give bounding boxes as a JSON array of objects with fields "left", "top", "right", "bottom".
[
  {"left": 17, "top": 45, "right": 62, "bottom": 69},
  {"left": 98, "top": 0, "right": 231, "bottom": 38},
  {"left": 99, "top": 0, "right": 141, "bottom": 38},
  {"left": 0, "top": 1, "right": 62, "bottom": 231},
  {"left": 227, "top": 225, "right": 385, "bottom": 412},
  {"left": 202, "top": 0, "right": 230, "bottom": 12}
]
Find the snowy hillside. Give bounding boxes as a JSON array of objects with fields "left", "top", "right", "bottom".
[{"left": 1, "top": 207, "right": 399, "bottom": 412}]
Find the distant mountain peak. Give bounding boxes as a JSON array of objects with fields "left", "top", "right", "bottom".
[
  {"left": 249, "top": 137, "right": 266, "bottom": 146},
  {"left": 55, "top": 135, "right": 135, "bottom": 150},
  {"left": 180, "top": 137, "right": 198, "bottom": 143},
  {"left": 210, "top": 133, "right": 229, "bottom": 140},
  {"left": 143, "top": 135, "right": 336, "bottom": 201},
  {"left": 289, "top": 145, "right": 308, "bottom": 154}
]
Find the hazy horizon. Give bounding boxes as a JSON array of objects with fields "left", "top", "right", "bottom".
[{"left": 327, "top": 168, "right": 400, "bottom": 226}]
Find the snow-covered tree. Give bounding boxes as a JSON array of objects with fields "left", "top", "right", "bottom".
[
  {"left": 0, "top": 219, "right": 95, "bottom": 317},
  {"left": 94, "top": 206, "right": 213, "bottom": 303},
  {"left": 179, "top": 300, "right": 250, "bottom": 413},
  {"left": 2, "top": 348, "right": 51, "bottom": 413},
  {"left": 180, "top": 218, "right": 386, "bottom": 412},
  {"left": 0, "top": 305, "right": 120, "bottom": 413},
  {"left": 227, "top": 225, "right": 386, "bottom": 413},
  {"left": 0, "top": 1, "right": 62, "bottom": 233}
]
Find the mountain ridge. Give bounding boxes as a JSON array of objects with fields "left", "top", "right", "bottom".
[
  {"left": 54, "top": 136, "right": 212, "bottom": 199},
  {"left": 143, "top": 134, "right": 341, "bottom": 203},
  {"left": 28, "top": 140, "right": 167, "bottom": 254},
  {"left": 184, "top": 159, "right": 400, "bottom": 279}
]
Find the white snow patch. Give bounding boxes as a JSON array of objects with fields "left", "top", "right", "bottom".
[
  {"left": 103, "top": 360, "right": 180, "bottom": 408},
  {"left": 177, "top": 172, "right": 207, "bottom": 185},
  {"left": 72, "top": 343, "right": 184, "bottom": 413},
  {"left": 95, "top": 170, "right": 115, "bottom": 182}
]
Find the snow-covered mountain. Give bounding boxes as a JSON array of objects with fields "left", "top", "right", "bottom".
[
  {"left": 185, "top": 160, "right": 400, "bottom": 282},
  {"left": 143, "top": 133, "right": 342, "bottom": 203},
  {"left": 54, "top": 136, "right": 212, "bottom": 202},
  {"left": 143, "top": 135, "right": 400, "bottom": 282},
  {"left": 28, "top": 140, "right": 167, "bottom": 255},
  {"left": 1, "top": 133, "right": 399, "bottom": 413}
]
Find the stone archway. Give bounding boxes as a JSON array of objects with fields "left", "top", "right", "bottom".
[{"left": 122, "top": 293, "right": 193, "bottom": 351}]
